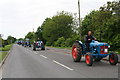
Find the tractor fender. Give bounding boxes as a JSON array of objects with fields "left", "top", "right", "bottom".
[
  {"left": 75, "top": 40, "right": 83, "bottom": 45},
  {"left": 74, "top": 40, "right": 83, "bottom": 54}
]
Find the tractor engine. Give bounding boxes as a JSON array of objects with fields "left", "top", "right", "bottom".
[{"left": 90, "top": 40, "right": 109, "bottom": 54}]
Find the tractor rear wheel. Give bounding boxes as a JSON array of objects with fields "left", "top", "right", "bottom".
[
  {"left": 109, "top": 52, "right": 118, "bottom": 65},
  {"left": 85, "top": 52, "right": 93, "bottom": 66},
  {"left": 72, "top": 41, "right": 82, "bottom": 62}
]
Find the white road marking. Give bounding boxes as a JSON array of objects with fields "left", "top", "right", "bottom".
[
  {"left": 53, "top": 60, "right": 74, "bottom": 71},
  {"left": 40, "top": 55, "right": 48, "bottom": 59}
]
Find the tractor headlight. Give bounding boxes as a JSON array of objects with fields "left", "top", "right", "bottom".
[{"left": 104, "top": 49, "right": 108, "bottom": 53}]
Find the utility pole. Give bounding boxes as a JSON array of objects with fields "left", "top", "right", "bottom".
[
  {"left": 33, "top": 28, "right": 34, "bottom": 33},
  {"left": 78, "top": 0, "right": 81, "bottom": 40},
  {"left": 33, "top": 28, "right": 35, "bottom": 41}
]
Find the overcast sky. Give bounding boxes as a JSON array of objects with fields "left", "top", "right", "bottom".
[{"left": 0, "top": 0, "right": 114, "bottom": 39}]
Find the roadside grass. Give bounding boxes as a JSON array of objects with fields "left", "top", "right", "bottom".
[
  {"left": 47, "top": 46, "right": 72, "bottom": 50},
  {"left": 109, "top": 50, "right": 120, "bottom": 54},
  {"left": 0, "top": 44, "right": 12, "bottom": 63},
  {"left": 48, "top": 46, "right": 120, "bottom": 54},
  {"left": 115, "top": 51, "right": 120, "bottom": 54},
  {"left": 0, "top": 44, "right": 12, "bottom": 51},
  {"left": 0, "top": 52, "right": 8, "bottom": 62}
]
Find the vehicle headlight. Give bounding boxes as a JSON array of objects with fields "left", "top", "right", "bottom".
[
  {"left": 104, "top": 49, "right": 108, "bottom": 53},
  {"left": 108, "top": 45, "right": 110, "bottom": 48}
]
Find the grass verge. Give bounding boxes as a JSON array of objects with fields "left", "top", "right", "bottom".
[
  {"left": 0, "top": 44, "right": 12, "bottom": 63},
  {"left": 48, "top": 46, "right": 120, "bottom": 54},
  {"left": 0, "top": 52, "right": 8, "bottom": 62},
  {"left": 47, "top": 46, "right": 72, "bottom": 50},
  {"left": 0, "top": 44, "right": 12, "bottom": 51},
  {"left": 115, "top": 51, "right": 120, "bottom": 54}
]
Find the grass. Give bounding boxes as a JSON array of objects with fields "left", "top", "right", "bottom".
[
  {"left": 0, "top": 44, "right": 12, "bottom": 51},
  {"left": 48, "top": 46, "right": 120, "bottom": 54},
  {"left": 115, "top": 51, "right": 120, "bottom": 54},
  {"left": 0, "top": 52, "right": 8, "bottom": 62},
  {"left": 47, "top": 46, "right": 72, "bottom": 50},
  {"left": 0, "top": 44, "right": 12, "bottom": 63},
  {"left": 109, "top": 49, "right": 120, "bottom": 54}
]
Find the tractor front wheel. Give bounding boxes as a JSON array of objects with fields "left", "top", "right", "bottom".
[
  {"left": 109, "top": 53, "right": 118, "bottom": 65},
  {"left": 72, "top": 42, "right": 82, "bottom": 62},
  {"left": 85, "top": 53, "right": 93, "bottom": 66}
]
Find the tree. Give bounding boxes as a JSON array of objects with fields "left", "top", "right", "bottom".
[
  {"left": 42, "top": 11, "right": 75, "bottom": 46},
  {"left": 81, "top": 1, "right": 120, "bottom": 52},
  {"left": 35, "top": 26, "right": 42, "bottom": 41},
  {"left": 25, "top": 32, "right": 35, "bottom": 43},
  {"left": 7, "top": 36, "right": 16, "bottom": 44}
]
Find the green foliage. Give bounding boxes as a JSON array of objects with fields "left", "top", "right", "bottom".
[
  {"left": 53, "top": 34, "right": 79, "bottom": 47},
  {"left": 25, "top": 32, "right": 35, "bottom": 43},
  {"left": 0, "top": 44, "right": 12, "bottom": 51},
  {"left": 65, "top": 34, "right": 80, "bottom": 47},
  {"left": 17, "top": 38, "right": 24, "bottom": 41},
  {"left": 0, "top": 37, "right": 3, "bottom": 45},
  {"left": 25, "top": 32, "right": 34, "bottom": 39},
  {"left": 53, "top": 37, "right": 66, "bottom": 47},
  {"left": 7, "top": 36, "right": 16, "bottom": 44},
  {"left": 42, "top": 11, "right": 75, "bottom": 45},
  {"left": 81, "top": 1, "right": 120, "bottom": 52},
  {"left": 0, "top": 44, "right": 12, "bottom": 62},
  {"left": 0, "top": 37, "right": 9, "bottom": 47},
  {"left": 35, "top": 26, "right": 44, "bottom": 41},
  {"left": 22, "top": 1, "right": 119, "bottom": 53},
  {"left": 0, "top": 52, "right": 8, "bottom": 62}
]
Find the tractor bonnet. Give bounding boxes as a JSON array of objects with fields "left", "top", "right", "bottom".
[{"left": 90, "top": 40, "right": 109, "bottom": 47}]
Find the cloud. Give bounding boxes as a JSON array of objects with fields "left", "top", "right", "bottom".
[{"left": 0, "top": 0, "right": 114, "bottom": 39}]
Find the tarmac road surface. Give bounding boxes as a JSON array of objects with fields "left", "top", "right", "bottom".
[{"left": 1, "top": 44, "right": 118, "bottom": 78}]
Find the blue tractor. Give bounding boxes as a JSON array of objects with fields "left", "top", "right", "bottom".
[
  {"left": 33, "top": 41, "right": 45, "bottom": 51},
  {"left": 72, "top": 40, "right": 118, "bottom": 66},
  {"left": 24, "top": 41, "right": 31, "bottom": 47},
  {"left": 24, "top": 39, "right": 31, "bottom": 47}
]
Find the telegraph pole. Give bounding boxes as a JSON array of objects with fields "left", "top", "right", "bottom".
[
  {"left": 78, "top": 0, "right": 81, "bottom": 40},
  {"left": 33, "top": 28, "right": 35, "bottom": 41}
]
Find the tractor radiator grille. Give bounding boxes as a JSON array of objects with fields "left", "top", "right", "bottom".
[{"left": 100, "top": 46, "right": 108, "bottom": 54}]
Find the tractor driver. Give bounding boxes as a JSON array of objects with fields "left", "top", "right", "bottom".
[{"left": 84, "top": 31, "right": 96, "bottom": 52}]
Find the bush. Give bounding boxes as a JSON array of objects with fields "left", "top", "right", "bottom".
[
  {"left": 65, "top": 35, "right": 80, "bottom": 47},
  {"left": 53, "top": 37, "right": 66, "bottom": 47},
  {"left": 53, "top": 35, "right": 80, "bottom": 47}
]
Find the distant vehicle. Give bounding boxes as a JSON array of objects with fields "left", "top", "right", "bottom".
[
  {"left": 21, "top": 41, "right": 25, "bottom": 46},
  {"left": 33, "top": 41, "right": 45, "bottom": 51},
  {"left": 72, "top": 40, "right": 118, "bottom": 66},
  {"left": 23, "top": 39, "right": 31, "bottom": 47},
  {"left": 24, "top": 41, "right": 31, "bottom": 47},
  {"left": 17, "top": 40, "right": 23, "bottom": 45}
]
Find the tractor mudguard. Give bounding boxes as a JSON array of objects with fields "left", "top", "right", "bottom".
[
  {"left": 75, "top": 40, "right": 83, "bottom": 46},
  {"left": 75, "top": 40, "right": 83, "bottom": 52}
]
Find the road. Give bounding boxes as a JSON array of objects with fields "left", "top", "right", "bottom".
[{"left": 1, "top": 44, "right": 118, "bottom": 78}]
